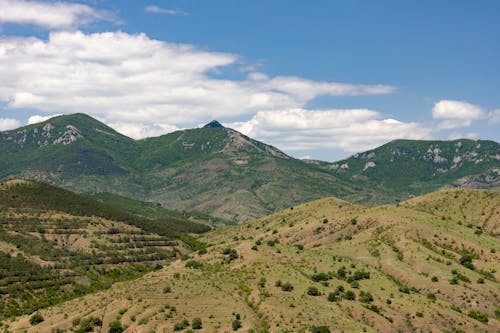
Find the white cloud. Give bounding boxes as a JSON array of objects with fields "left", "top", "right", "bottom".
[
  {"left": 27, "top": 114, "right": 62, "bottom": 125},
  {"left": 108, "top": 122, "right": 180, "bottom": 140},
  {"left": 0, "top": 30, "right": 394, "bottom": 139},
  {"left": 432, "top": 100, "right": 484, "bottom": 129},
  {"left": 0, "top": 117, "right": 20, "bottom": 130},
  {"left": 0, "top": 0, "right": 116, "bottom": 29},
  {"left": 145, "top": 5, "right": 187, "bottom": 16},
  {"left": 226, "top": 108, "right": 431, "bottom": 153}
]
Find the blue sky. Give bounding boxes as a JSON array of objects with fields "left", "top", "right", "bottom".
[{"left": 0, "top": 0, "right": 499, "bottom": 161}]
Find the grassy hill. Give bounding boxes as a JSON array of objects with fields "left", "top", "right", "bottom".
[
  {"left": 0, "top": 180, "right": 210, "bottom": 320},
  {"left": 6, "top": 189, "right": 498, "bottom": 332},
  {"left": 1, "top": 114, "right": 498, "bottom": 222}
]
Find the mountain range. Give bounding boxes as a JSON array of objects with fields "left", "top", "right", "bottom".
[{"left": 0, "top": 113, "right": 499, "bottom": 222}]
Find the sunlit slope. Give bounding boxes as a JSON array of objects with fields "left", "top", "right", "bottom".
[{"left": 7, "top": 189, "right": 499, "bottom": 333}]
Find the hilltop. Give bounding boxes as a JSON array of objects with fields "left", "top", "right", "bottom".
[
  {"left": 1, "top": 114, "right": 499, "bottom": 221},
  {"left": 5, "top": 188, "right": 498, "bottom": 332}
]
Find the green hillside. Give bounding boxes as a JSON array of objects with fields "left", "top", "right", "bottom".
[
  {"left": 5, "top": 189, "right": 498, "bottom": 332},
  {"left": 317, "top": 139, "right": 500, "bottom": 204},
  {"left": 1, "top": 114, "right": 498, "bottom": 221}
]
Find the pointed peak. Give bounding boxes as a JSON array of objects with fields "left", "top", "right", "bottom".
[{"left": 203, "top": 120, "right": 224, "bottom": 129}]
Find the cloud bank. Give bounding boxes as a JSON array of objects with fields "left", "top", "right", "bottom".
[
  {"left": 227, "top": 109, "right": 431, "bottom": 152},
  {"left": 0, "top": 30, "right": 397, "bottom": 148}
]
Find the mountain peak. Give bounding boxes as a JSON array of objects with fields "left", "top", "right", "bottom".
[{"left": 203, "top": 120, "right": 224, "bottom": 128}]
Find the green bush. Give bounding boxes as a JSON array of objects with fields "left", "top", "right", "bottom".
[
  {"left": 108, "top": 320, "right": 124, "bottom": 333},
  {"left": 359, "top": 291, "right": 373, "bottom": 303},
  {"left": 192, "top": 317, "right": 202, "bottom": 330},
  {"left": 29, "top": 313, "right": 44, "bottom": 325},
  {"left": 311, "top": 326, "right": 331, "bottom": 333},
  {"left": 281, "top": 282, "right": 294, "bottom": 292},
  {"left": 468, "top": 310, "right": 488, "bottom": 324},
  {"left": 307, "top": 286, "right": 321, "bottom": 296},
  {"left": 232, "top": 319, "right": 242, "bottom": 330}
]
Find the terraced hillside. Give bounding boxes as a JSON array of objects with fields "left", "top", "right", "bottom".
[
  {"left": 0, "top": 180, "right": 209, "bottom": 320},
  {"left": 6, "top": 189, "right": 498, "bottom": 332}
]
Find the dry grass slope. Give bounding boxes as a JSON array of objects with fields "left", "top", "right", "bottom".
[{"left": 3, "top": 189, "right": 499, "bottom": 333}]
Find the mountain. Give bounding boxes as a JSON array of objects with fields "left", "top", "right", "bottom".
[
  {"left": 6, "top": 189, "right": 499, "bottom": 332},
  {"left": 0, "top": 114, "right": 372, "bottom": 222},
  {"left": 308, "top": 139, "right": 500, "bottom": 204},
  {"left": 0, "top": 179, "right": 210, "bottom": 320},
  {"left": 1, "top": 114, "right": 499, "bottom": 221}
]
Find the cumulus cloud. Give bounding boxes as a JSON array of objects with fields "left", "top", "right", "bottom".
[
  {"left": 145, "top": 5, "right": 187, "bottom": 16},
  {"left": 0, "top": 0, "right": 116, "bottom": 29},
  {"left": 0, "top": 30, "right": 394, "bottom": 139},
  {"left": 432, "top": 100, "right": 484, "bottom": 129},
  {"left": 0, "top": 117, "right": 20, "bottom": 130},
  {"left": 226, "top": 108, "right": 431, "bottom": 153},
  {"left": 27, "top": 114, "right": 62, "bottom": 125}
]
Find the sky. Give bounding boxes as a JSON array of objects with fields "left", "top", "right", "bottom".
[{"left": 0, "top": 0, "right": 499, "bottom": 161}]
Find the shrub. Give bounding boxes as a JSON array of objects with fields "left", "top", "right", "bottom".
[
  {"left": 468, "top": 310, "right": 488, "bottom": 324},
  {"left": 108, "top": 320, "right": 124, "bottom": 333},
  {"left": 232, "top": 319, "right": 242, "bottom": 330},
  {"left": 307, "top": 286, "right": 321, "bottom": 296},
  {"left": 359, "top": 291, "right": 373, "bottom": 303},
  {"left": 311, "top": 326, "right": 331, "bottom": 333},
  {"left": 460, "top": 254, "right": 474, "bottom": 270},
  {"left": 281, "top": 282, "right": 294, "bottom": 292},
  {"left": 192, "top": 317, "right": 202, "bottom": 330},
  {"left": 344, "top": 290, "right": 356, "bottom": 300},
  {"left": 327, "top": 292, "right": 339, "bottom": 302},
  {"left": 311, "top": 272, "right": 331, "bottom": 282},
  {"left": 222, "top": 248, "right": 238, "bottom": 260},
  {"left": 163, "top": 286, "right": 172, "bottom": 293},
  {"left": 415, "top": 311, "right": 423, "bottom": 318},
  {"left": 426, "top": 293, "right": 436, "bottom": 301},
  {"left": 185, "top": 260, "right": 203, "bottom": 269},
  {"left": 174, "top": 319, "right": 190, "bottom": 331},
  {"left": 431, "top": 276, "right": 438, "bottom": 282},
  {"left": 29, "top": 313, "right": 44, "bottom": 325}
]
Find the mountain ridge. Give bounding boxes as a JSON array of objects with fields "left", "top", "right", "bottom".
[{"left": 1, "top": 114, "right": 498, "bottom": 221}]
